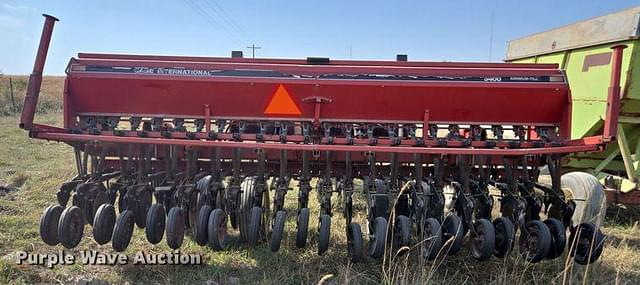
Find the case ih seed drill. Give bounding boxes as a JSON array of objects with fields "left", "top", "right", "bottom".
[{"left": 27, "top": 15, "right": 617, "bottom": 264}]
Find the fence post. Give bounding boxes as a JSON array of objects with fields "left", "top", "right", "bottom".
[{"left": 9, "top": 77, "right": 16, "bottom": 111}]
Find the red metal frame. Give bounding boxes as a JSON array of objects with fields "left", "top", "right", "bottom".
[
  {"left": 603, "top": 45, "right": 627, "bottom": 140},
  {"left": 76, "top": 52, "right": 561, "bottom": 69},
  {"left": 19, "top": 14, "right": 58, "bottom": 130},
  {"left": 20, "top": 15, "right": 623, "bottom": 160}
]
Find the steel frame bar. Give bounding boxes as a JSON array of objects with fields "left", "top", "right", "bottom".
[
  {"left": 35, "top": 131, "right": 600, "bottom": 156},
  {"left": 617, "top": 124, "right": 638, "bottom": 183},
  {"left": 76, "top": 52, "right": 561, "bottom": 69}
]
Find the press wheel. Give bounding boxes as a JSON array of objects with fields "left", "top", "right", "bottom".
[
  {"left": 442, "top": 215, "right": 464, "bottom": 255},
  {"left": 92, "top": 204, "right": 116, "bottom": 245},
  {"left": 270, "top": 210, "right": 287, "bottom": 252},
  {"left": 295, "top": 208, "right": 310, "bottom": 248},
  {"left": 208, "top": 208, "right": 228, "bottom": 250},
  {"left": 195, "top": 205, "right": 213, "bottom": 246},
  {"left": 518, "top": 220, "right": 551, "bottom": 263},
  {"left": 145, "top": 203, "right": 166, "bottom": 244},
  {"left": 318, "top": 214, "right": 331, "bottom": 255},
  {"left": 347, "top": 222, "right": 363, "bottom": 263},
  {"left": 421, "top": 217, "right": 443, "bottom": 260},
  {"left": 58, "top": 206, "right": 84, "bottom": 249},
  {"left": 470, "top": 218, "right": 495, "bottom": 261},
  {"left": 166, "top": 207, "right": 186, "bottom": 249},
  {"left": 368, "top": 216, "right": 387, "bottom": 259},
  {"left": 493, "top": 217, "right": 515, "bottom": 258},
  {"left": 112, "top": 209, "right": 135, "bottom": 252}
]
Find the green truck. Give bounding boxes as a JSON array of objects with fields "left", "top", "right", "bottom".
[{"left": 507, "top": 6, "right": 640, "bottom": 203}]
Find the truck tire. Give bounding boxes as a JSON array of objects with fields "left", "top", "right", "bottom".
[{"left": 560, "top": 172, "right": 606, "bottom": 227}]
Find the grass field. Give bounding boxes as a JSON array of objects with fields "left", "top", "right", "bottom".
[{"left": 0, "top": 76, "right": 639, "bottom": 284}]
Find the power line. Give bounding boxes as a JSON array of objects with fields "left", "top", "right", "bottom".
[
  {"left": 203, "top": 0, "right": 246, "bottom": 36},
  {"left": 183, "top": 0, "right": 246, "bottom": 45}
]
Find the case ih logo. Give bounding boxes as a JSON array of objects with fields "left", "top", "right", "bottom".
[
  {"left": 264, "top": 84, "right": 302, "bottom": 116},
  {"left": 133, "top": 67, "right": 214, "bottom": 76}
]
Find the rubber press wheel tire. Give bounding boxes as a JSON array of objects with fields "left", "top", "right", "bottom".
[
  {"left": 318, "top": 214, "right": 331, "bottom": 256},
  {"left": 519, "top": 220, "right": 552, "bottom": 263},
  {"left": 393, "top": 215, "right": 412, "bottom": 249},
  {"left": 470, "top": 218, "right": 496, "bottom": 261},
  {"left": 145, "top": 204, "right": 166, "bottom": 244},
  {"left": 295, "top": 208, "right": 310, "bottom": 248},
  {"left": 117, "top": 187, "right": 128, "bottom": 214},
  {"left": 373, "top": 179, "right": 389, "bottom": 219},
  {"left": 239, "top": 177, "right": 258, "bottom": 242},
  {"left": 196, "top": 175, "right": 212, "bottom": 210},
  {"left": 89, "top": 190, "right": 109, "bottom": 226},
  {"left": 442, "top": 215, "right": 464, "bottom": 255},
  {"left": 248, "top": 206, "right": 263, "bottom": 246},
  {"left": 40, "top": 205, "right": 64, "bottom": 246},
  {"left": 493, "top": 217, "right": 515, "bottom": 258},
  {"left": 570, "top": 222, "right": 605, "bottom": 265},
  {"left": 347, "top": 222, "right": 363, "bottom": 263},
  {"left": 270, "top": 210, "right": 287, "bottom": 252},
  {"left": 195, "top": 205, "right": 213, "bottom": 246},
  {"left": 112, "top": 209, "right": 135, "bottom": 252},
  {"left": 93, "top": 204, "right": 116, "bottom": 245},
  {"left": 188, "top": 191, "right": 199, "bottom": 230},
  {"left": 58, "top": 206, "right": 84, "bottom": 249},
  {"left": 135, "top": 188, "right": 153, "bottom": 229},
  {"left": 166, "top": 207, "right": 186, "bottom": 249},
  {"left": 368, "top": 216, "right": 388, "bottom": 259},
  {"left": 421, "top": 218, "right": 443, "bottom": 260},
  {"left": 208, "top": 208, "right": 228, "bottom": 251},
  {"left": 544, "top": 218, "right": 566, "bottom": 260}
]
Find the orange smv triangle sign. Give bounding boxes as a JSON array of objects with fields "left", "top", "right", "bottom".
[{"left": 264, "top": 84, "right": 302, "bottom": 116}]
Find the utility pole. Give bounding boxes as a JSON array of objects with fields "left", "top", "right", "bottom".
[{"left": 247, "top": 44, "right": 261, "bottom": 59}]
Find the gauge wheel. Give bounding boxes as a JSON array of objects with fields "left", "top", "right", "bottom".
[
  {"left": 195, "top": 205, "right": 213, "bottom": 246},
  {"left": 318, "top": 214, "right": 331, "bottom": 256},
  {"left": 518, "top": 220, "right": 551, "bottom": 263},
  {"left": 145, "top": 203, "right": 166, "bottom": 244},
  {"left": 544, "top": 218, "right": 566, "bottom": 260},
  {"left": 570, "top": 222, "right": 604, "bottom": 265},
  {"left": 421, "top": 217, "right": 443, "bottom": 260},
  {"left": 40, "top": 205, "right": 64, "bottom": 246},
  {"left": 92, "top": 204, "right": 116, "bottom": 245},
  {"left": 493, "top": 217, "right": 515, "bottom": 258},
  {"left": 368, "top": 216, "right": 387, "bottom": 259},
  {"left": 166, "top": 207, "right": 186, "bottom": 249},
  {"left": 442, "top": 215, "right": 464, "bottom": 255},
  {"left": 135, "top": 188, "right": 152, "bottom": 228},
  {"left": 347, "top": 222, "right": 363, "bottom": 263},
  {"left": 58, "top": 206, "right": 84, "bottom": 249},
  {"left": 270, "top": 210, "right": 287, "bottom": 252},
  {"left": 393, "top": 215, "right": 411, "bottom": 249},
  {"left": 112, "top": 209, "right": 135, "bottom": 252},
  {"left": 208, "top": 208, "right": 228, "bottom": 250},
  {"left": 295, "top": 208, "right": 310, "bottom": 248},
  {"left": 470, "top": 218, "right": 496, "bottom": 261}
]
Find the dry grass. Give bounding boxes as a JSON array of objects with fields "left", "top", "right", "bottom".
[
  {"left": 0, "top": 76, "right": 639, "bottom": 284},
  {"left": 0, "top": 75, "right": 64, "bottom": 116}
]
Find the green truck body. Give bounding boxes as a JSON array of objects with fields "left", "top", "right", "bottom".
[{"left": 507, "top": 7, "right": 640, "bottom": 192}]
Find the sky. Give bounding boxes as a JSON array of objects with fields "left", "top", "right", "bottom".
[{"left": 0, "top": 0, "right": 638, "bottom": 75}]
